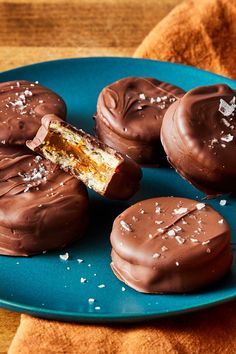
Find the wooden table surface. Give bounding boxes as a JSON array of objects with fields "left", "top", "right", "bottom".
[{"left": 0, "top": 0, "right": 182, "bottom": 352}]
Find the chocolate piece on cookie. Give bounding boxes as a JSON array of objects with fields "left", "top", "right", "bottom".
[
  {"left": 161, "top": 84, "right": 236, "bottom": 195},
  {"left": 110, "top": 197, "right": 232, "bottom": 293},
  {"left": 0, "top": 80, "right": 66, "bottom": 145},
  {"left": 0, "top": 146, "right": 88, "bottom": 256},
  {"left": 95, "top": 77, "right": 184, "bottom": 164},
  {"left": 27, "top": 115, "right": 142, "bottom": 200}
]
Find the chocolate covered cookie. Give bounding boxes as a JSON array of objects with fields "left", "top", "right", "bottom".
[
  {"left": 0, "top": 146, "right": 88, "bottom": 256},
  {"left": 0, "top": 80, "right": 66, "bottom": 145},
  {"left": 27, "top": 114, "right": 142, "bottom": 200},
  {"left": 110, "top": 197, "right": 232, "bottom": 293},
  {"left": 95, "top": 77, "right": 184, "bottom": 164},
  {"left": 161, "top": 84, "right": 236, "bottom": 195}
]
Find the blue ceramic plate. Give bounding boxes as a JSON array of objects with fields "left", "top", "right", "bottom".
[{"left": 0, "top": 57, "right": 236, "bottom": 323}]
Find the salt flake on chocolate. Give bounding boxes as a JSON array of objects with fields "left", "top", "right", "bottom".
[
  {"left": 221, "top": 118, "right": 231, "bottom": 127},
  {"left": 219, "top": 98, "right": 236, "bottom": 117},
  {"left": 221, "top": 134, "right": 234, "bottom": 142},
  {"left": 155, "top": 206, "right": 161, "bottom": 214},
  {"left": 196, "top": 203, "right": 205, "bottom": 210},
  {"left": 173, "top": 207, "right": 188, "bottom": 215},
  {"left": 120, "top": 220, "right": 132, "bottom": 232},
  {"left": 175, "top": 236, "right": 185, "bottom": 244},
  {"left": 167, "top": 229, "right": 176, "bottom": 237},
  {"left": 139, "top": 93, "right": 146, "bottom": 100},
  {"left": 152, "top": 253, "right": 160, "bottom": 258}
]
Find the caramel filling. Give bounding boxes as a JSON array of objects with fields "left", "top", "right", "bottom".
[{"left": 41, "top": 124, "right": 120, "bottom": 193}]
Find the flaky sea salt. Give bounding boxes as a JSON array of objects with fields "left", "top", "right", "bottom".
[
  {"left": 220, "top": 199, "right": 227, "bottom": 206},
  {"left": 161, "top": 246, "right": 168, "bottom": 252},
  {"left": 24, "top": 89, "right": 33, "bottom": 97},
  {"left": 139, "top": 93, "right": 146, "bottom": 100},
  {"left": 221, "top": 118, "right": 231, "bottom": 127},
  {"left": 20, "top": 164, "right": 48, "bottom": 184},
  {"left": 221, "top": 134, "right": 234, "bottom": 142},
  {"left": 190, "top": 238, "right": 199, "bottom": 243},
  {"left": 173, "top": 226, "right": 182, "bottom": 232},
  {"left": 120, "top": 220, "right": 132, "bottom": 232},
  {"left": 80, "top": 277, "right": 87, "bottom": 283},
  {"left": 59, "top": 252, "right": 69, "bottom": 261},
  {"left": 88, "top": 298, "right": 95, "bottom": 304},
  {"left": 98, "top": 284, "right": 105, "bottom": 288},
  {"left": 219, "top": 98, "right": 236, "bottom": 117},
  {"left": 157, "top": 228, "right": 165, "bottom": 233},
  {"left": 175, "top": 236, "right": 185, "bottom": 244},
  {"left": 202, "top": 240, "right": 210, "bottom": 245},
  {"left": 196, "top": 203, "right": 206, "bottom": 210},
  {"left": 152, "top": 253, "right": 160, "bottom": 259},
  {"left": 218, "top": 219, "right": 224, "bottom": 224},
  {"left": 34, "top": 156, "right": 42, "bottom": 163},
  {"left": 167, "top": 229, "right": 176, "bottom": 237},
  {"left": 173, "top": 207, "right": 188, "bottom": 215}
]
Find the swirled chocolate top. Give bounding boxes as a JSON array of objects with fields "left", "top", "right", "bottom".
[
  {"left": 0, "top": 80, "right": 66, "bottom": 145},
  {"left": 0, "top": 146, "right": 88, "bottom": 256},
  {"left": 96, "top": 77, "right": 184, "bottom": 142}
]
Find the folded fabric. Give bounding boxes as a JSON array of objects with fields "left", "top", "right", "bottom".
[
  {"left": 134, "top": 0, "right": 236, "bottom": 80},
  {"left": 9, "top": 301, "right": 236, "bottom": 353}
]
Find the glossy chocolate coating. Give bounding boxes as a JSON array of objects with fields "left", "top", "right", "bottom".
[
  {"left": 95, "top": 77, "right": 185, "bottom": 164},
  {"left": 27, "top": 114, "right": 142, "bottom": 200},
  {"left": 0, "top": 80, "right": 66, "bottom": 145},
  {"left": 161, "top": 84, "right": 236, "bottom": 195},
  {"left": 110, "top": 197, "right": 232, "bottom": 293},
  {"left": 0, "top": 146, "right": 89, "bottom": 256}
]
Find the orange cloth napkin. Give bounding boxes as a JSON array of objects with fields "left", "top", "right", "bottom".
[
  {"left": 9, "top": 302, "right": 236, "bottom": 353},
  {"left": 9, "top": 0, "right": 236, "bottom": 353},
  {"left": 134, "top": 0, "right": 236, "bottom": 80}
]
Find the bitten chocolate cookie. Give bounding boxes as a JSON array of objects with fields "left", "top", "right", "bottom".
[
  {"left": 27, "top": 114, "right": 142, "bottom": 200},
  {"left": 0, "top": 146, "right": 89, "bottom": 256},
  {"left": 0, "top": 80, "right": 66, "bottom": 145},
  {"left": 110, "top": 197, "right": 232, "bottom": 293},
  {"left": 95, "top": 77, "right": 185, "bottom": 164},
  {"left": 161, "top": 84, "right": 236, "bottom": 195}
]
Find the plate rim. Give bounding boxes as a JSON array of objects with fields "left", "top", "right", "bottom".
[
  {"left": 1, "top": 292, "right": 235, "bottom": 323},
  {"left": 0, "top": 56, "right": 236, "bottom": 322},
  {"left": 1, "top": 56, "right": 236, "bottom": 86}
]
